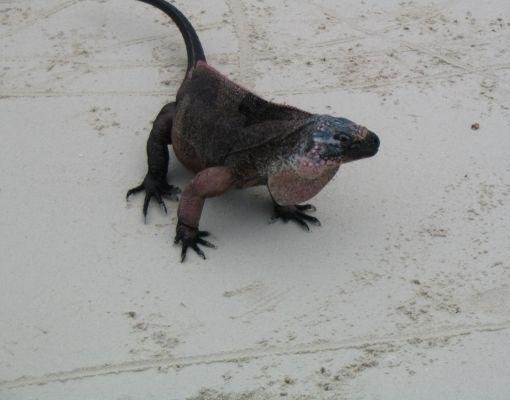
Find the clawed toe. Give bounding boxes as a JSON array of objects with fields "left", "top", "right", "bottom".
[
  {"left": 175, "top": 223, "right": 216, "bottom": 262},
  {"left": 196, "top": 237, "right": 216, "bottom": 248},
  {"left": 126, "top": 184, "right": 144, "bottom": 199},
  {"left": 181, "top": 242, "right": 206, "bottom": 262},
  {"left": 271, "top": 203, "right": 321, "bottom": 231},
  {"left": 126, "top": 174, "right": 180, "bottom": 222}
]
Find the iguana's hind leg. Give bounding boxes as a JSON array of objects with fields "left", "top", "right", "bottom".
[{"left": 127, "top": 102, "right": 181, "bottom": 221}]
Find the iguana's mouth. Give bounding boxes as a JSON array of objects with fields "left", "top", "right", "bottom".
[
  {"left": 341, "top": 132, "right": 380, "bottom": 161},
  {"left": 305, "top": 132, "right": 380, "bottom": 166}
]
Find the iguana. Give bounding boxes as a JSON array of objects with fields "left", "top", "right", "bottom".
[{"left": 127, "top": 0, "right": 380, "bottom": 261}]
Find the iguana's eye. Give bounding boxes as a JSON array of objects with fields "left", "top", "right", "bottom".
[{"left": 334, "top": 134, "right": 351, "bottom": 144}]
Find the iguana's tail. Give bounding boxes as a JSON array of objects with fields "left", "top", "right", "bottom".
[{"left": 136, "top": 0, "right": 206, "bottom": 75}]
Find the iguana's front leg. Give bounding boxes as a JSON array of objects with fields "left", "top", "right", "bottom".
[
  {"left": 175, "top": 167, "right": 234, "bottom": 262},
  {"left": 127, "top": 102, "right": 181, "bottom": 221},
  {"left": 271, "top": 202, "right": 321, "bottom": 231}
]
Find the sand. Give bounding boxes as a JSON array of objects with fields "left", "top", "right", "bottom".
[{"left": 1, "top": 0, "right": 510, "bottom": 398}]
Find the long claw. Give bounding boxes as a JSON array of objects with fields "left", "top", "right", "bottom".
[
  {"left": 126, "top": 184, "right": 144, "bottom": 200},
  {"left": 297, "top": 212, "right": 321, "bottom": 226},
  {"left": 128, "top": 175, "right": 179, "bottom": 221},
  {"left": 191, "top": 244, "right": 206, "bottom": 259},
  {"left": 143, "top": 194, "right": 152, "bottom": 223},
  {"left": 181, "top": 244, "right": 189, "bottom": 263},
  {"left": 197, "top": 231, "right": 210, "bottom": 238},
  {"left": 155, "top": 193, "right": 167, "bottom": 214},
  {"left": 197, "top": 238, "right": 216, "bottom": 248}
]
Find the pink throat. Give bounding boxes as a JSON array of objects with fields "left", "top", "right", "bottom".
[
  {"left": 297, "top": 155, "right": 340, "bottom": 179},
  {"left": 268, "top": 160, "right": 340, "bottom": 206}
]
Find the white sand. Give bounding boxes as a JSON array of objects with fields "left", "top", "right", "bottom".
[{"left": 1, "top": 0, "right": 510, "bottom": 398}]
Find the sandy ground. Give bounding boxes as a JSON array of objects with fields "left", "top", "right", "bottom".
[{"left": 1, "top": 0, "right": 510, "bottom": 399}]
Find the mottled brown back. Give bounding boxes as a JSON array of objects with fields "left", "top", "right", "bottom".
[{"left": 173, "top": 62, "right": 313, "bottom": 175}]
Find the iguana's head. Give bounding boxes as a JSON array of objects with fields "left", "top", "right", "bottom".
[
  {"left": 295, "top": 116, "right": 379, "bottom": 179},
  {"left": 308, "top": 116, "right": 379, "bottom": 163}
]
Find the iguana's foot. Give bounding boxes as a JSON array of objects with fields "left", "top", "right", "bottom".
[
  {"left": 271, "top": 204, "right": 321, "bottom": 231},
  {"left": 126, "top": 174, "right": 181, "bottom": 222},
  {"left": 174, "top": 222, "right": 216, "bottom": 262}
]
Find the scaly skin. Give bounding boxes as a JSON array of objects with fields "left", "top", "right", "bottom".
[{"left": 127, "top": 1, "right": 380, "bottom": 261}]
